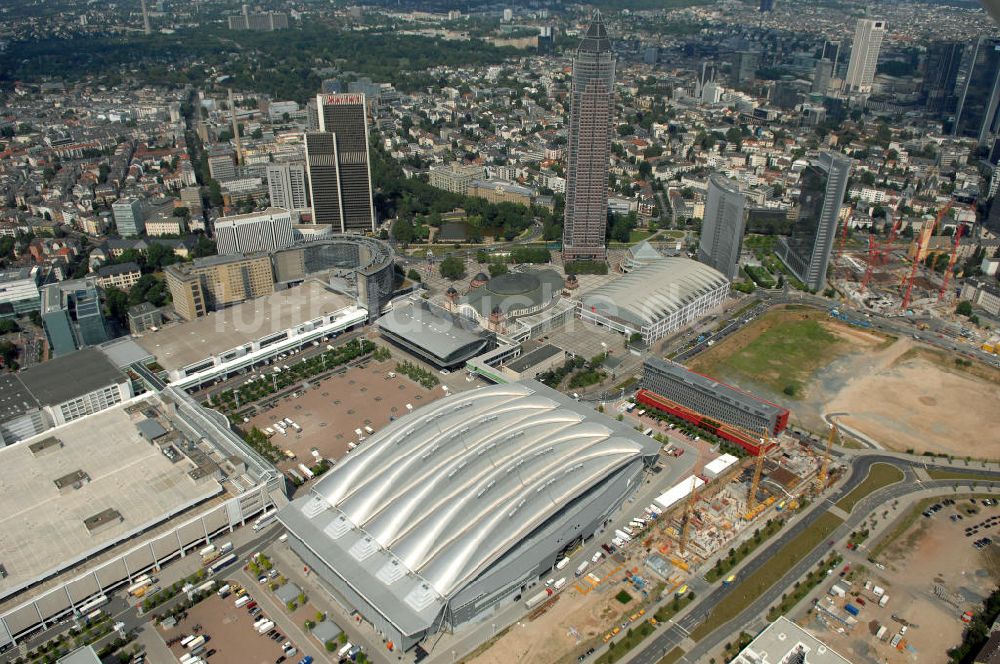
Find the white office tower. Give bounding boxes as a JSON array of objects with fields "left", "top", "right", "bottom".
[
  {"left": 843, "top": 19, "right": 887, "bottom": 94},
  {"left": 266, "top": 162, "right": 310, "bottom": 210},
  {"left": 214, "top": 207, "right": 295, "bottom": 255}
]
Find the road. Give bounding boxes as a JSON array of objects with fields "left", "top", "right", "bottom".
[{"left": 624, "top": 453, "right": 1000, "bottom": 664}]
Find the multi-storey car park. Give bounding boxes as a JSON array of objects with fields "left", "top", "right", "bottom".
[
  {"left": 278, "top": 381, "right": 661, "bottom": 652},
  {"left": 0, "top": 385, "right": 284, "bottom": 652}
]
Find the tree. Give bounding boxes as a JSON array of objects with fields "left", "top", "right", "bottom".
[
  {"left": 392, "top": 218, "right": 415, "bottom": 244},
  {"left": 406, "top": 268, "right": 421, "bottom": 282},
  {"left": 488, "top": 261, "right": 508, "bottom": 277},
  {"left": 956, "top": 300, "right": 973, "bottom": 316},
  {"left": 104, "top": 287, "right": 129, "bottom": 325},
  {"left": 439, "top": 254, "right": 465, "bottom": 280}
]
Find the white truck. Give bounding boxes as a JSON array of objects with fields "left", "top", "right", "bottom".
[{"left": 575, "top": 561, "right": 589, "bottom": 577}]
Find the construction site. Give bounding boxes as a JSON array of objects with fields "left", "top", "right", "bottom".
[
  {"left": 466, "top": 400, "right": 833, "bottom": 664},
  {"left": 830, "top": 200, "right": 988, "bottom": 326}
]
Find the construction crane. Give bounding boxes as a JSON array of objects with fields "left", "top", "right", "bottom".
[
  {"left": 861, "top": 215, "right": 905, "bottom": 293},
  {"left": 937, "top": 220, "right": 968, "bottom": 302},
  {"left": 679, "top": 475, "right": 700, "bottom": 555},
  {"left": 902, "top": 200, "right": 953, "bottom": 311},
  {"left": 815, "top": 424, "right": 837, "bottom": 493},
  {"left": 747, "top": 431, "right": 768, "bottom": 513},
  {"left": 836, "top": 204, "right": 855, "bottom": 265}
]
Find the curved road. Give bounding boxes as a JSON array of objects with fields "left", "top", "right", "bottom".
[{"left": 627, "top": 453, "right": 1000, "bottom": 664}]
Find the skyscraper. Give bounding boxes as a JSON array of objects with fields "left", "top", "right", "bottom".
[
  {"left": 843, "top": 19, "right": 887, "bottom": 94},
  {"left": 776, "top": 152, "right": 852, "bottom": 292},
  {"left": 112, "top": 197, "right": 145, "bottom": 237},
  {"left": 953, "top": 37, "right": 1000, "bottom": 145},
  {"left": 759, "top": 0, "right": 775, "bottom": 12},
  {"left": 924, "top": 41, "right": 965, "bottom": 115},
  {"left": 305, "top": 93, "right": 376, "bottom": 233},
  {"left": 266, "top": 162, "right": 309, "bottom": 210},
  {"left": 812, "top": 58, "right": 833, "bottom": 94},
  {"left": 698, "top": 175, "right": 746, "bottom": 281},
  {"left": 562, "top": 12, "right": 616, "bottom": 262}
]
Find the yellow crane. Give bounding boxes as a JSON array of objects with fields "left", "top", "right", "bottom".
[
  {"left": 747, "top": 430, "right": 768, "bottom": 514},
  {"left": 679, "top": 475, "right": 699, "bottom": 555},
  {"left": 815, "top": 424, "right": 837, "bottom": 493}
]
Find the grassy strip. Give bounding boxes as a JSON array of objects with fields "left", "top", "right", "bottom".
[
  {"left": 657, "top": 647, "right": 686, "bottom": 664},
  {"left": 766, "top": 553, "right": 843, "bottom": 620},
  {"left": 927, "top": 468, "right": 998, "bottom": 481},
  {"left": 598, "top": 621, "right": 657, "bottom": 664},
  {"left": 835, "top": 463, "right": 904, "bottom": 513},
  {"left": 653, "top": 593, "right": 696, "bottom": 623},
  {"left": 689, "top": 512, "right": 843, "bottom": 641},
  {"left": 705, "top": 518, "right": 784, "bottom": 582}
]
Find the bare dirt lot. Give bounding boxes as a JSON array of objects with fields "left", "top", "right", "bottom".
[
  {"left": 828, "top": 346, "right": 1000, "bottom": 457},
  {"left": 246, "top": 359, "right": 444, "bottom": 474},
  {"left": 800, "top": 498, "right": 999, "bottom": 663},
  {"left": 465, "top": 555, "right": 659, "bottom": 664},
  {"left": 685, "top": 307, "right": 1000, "bottom": 457}
]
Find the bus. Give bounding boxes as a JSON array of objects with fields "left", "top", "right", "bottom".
[
  {"left": 252, "top": 509, "right": 278, "bottom": 531},
  {"left": 127, "top": 577, "right": 153, "bottom": 596},
  {"left": 75, "top": 594, "right": 108, "bottom": 616},
  {"left": 208, "top": 553, "right": 237, "bottom": 574}
]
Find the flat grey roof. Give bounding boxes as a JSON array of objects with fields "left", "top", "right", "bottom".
[
  {"left": 57, "top": 646, "right": 102, "bottom": 664},
  {"left": 376, "top": 300, "right": 490, "bottom": 364},
  {"left": 311, "top": 620, "right": 343, "bottom": 644},
  {"left": 506, "top": 343, "right": 562, "bottom": 373},
  {"left": 19, "top": 348, "right": 126, "bottom": 407},
  {"left": 0, "top": 374, "right": 38, "bottom": 421},
  {"left": 98, "top": 338, "right": 155, "bottom": 369},
  {"left": 135, "top": 281, "right": 356, "bottom": 372},
  {"left": 0, "top": 403, "right": 222, "bottom": 599}
]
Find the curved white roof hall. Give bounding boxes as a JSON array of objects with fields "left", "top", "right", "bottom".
[
  {"left": 581, "top": 257, "right": 729, "bottom": 328},
  {"left": 305, "top": 382, "right": 652, "bottom": 597}
]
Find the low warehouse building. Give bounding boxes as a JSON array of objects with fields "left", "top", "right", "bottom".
[
  {"left": 376, "top": 299, "right": 495, "bottom": 369},
  {"left": 579, "top": 257, "right": 728, "bottom": 344},
  {"left": 278, "top": 380, "right": 659, "bottom": 651}
]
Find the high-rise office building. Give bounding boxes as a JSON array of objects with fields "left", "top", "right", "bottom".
[
  {"left": 305, "top": 93, "right": 376, "bottom": 233},
  {"left": 843, "top": 19, "right": 887, "bottom": 94},
  {"left": 698, "top": 175, "right": 746, "bottom": 281},
  {"left": 164, "top": 254, "right": 274, "bottom": 321},
  {"left": 812, "top": 58, "right": 833, "bottom": 94},
  {"left": 112, "top": 197, "right": 145, "bottom": 237},
  {"left": 776, "top": 152, "right": 852, "bottom": 292},
  {"left": 730, "top": 50, "right": 759, "bottom": 86},
  {"left": 759, "top": 0, "right": 774, "bottom": 12},
  {"left": 214, "top": 208, "right": 295, "bottom": 256},
  {"left": 562, "top": 12, "right": 616, "bottom": 262},
  {"left": 924, "top": 41, "right": 965, "bottom": 114},
  {"left": 266, "top": 162, "right": 310, "bottom": 210},
  {"left": 953, "top": 37, "right": 1000, "bottom": 145}
]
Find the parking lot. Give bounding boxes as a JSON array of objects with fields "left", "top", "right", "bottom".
[
  {"left": 159, "top": 586, "right": 303, "bottom": 664},
  {"left": 245, "top": 359, "right": 444, "bottom": 478}
]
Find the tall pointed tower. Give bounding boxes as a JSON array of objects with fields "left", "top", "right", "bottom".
[{"left": 561, "top": 11, "right": 616, "bottom": 262}]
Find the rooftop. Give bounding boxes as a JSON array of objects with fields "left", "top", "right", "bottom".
[
  {"left": 732, "top": 616, "right": 851, "bottom": 664},
  {"left": 18, "top": 348, "right": 127, "bottom": 406},
  {"left": 279, "top": 381, "right": 659, "bottom": 637},
  {"left": 96, "top": 261, "right": 141, "bottom": 277},
  {"left": 376, "top": 300, "right": 492, "bottom": 366},
  {"left": 581, "top": 258, "right": 729, "bottom": 329},
  {"left": 0, "top": 403, "right": 223, "bottom": 600},
  {"left": 0, "top": 374, "right": 39, "bottom": 421},
  {"left": 506, "top": 343, "right": 562, "bottom": 373},
  {"left": 462, "top": 268, "right": 565, "bottom": 319},
  {"left": 135, "top": 281, "right": 355, "bottom": 372}
]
